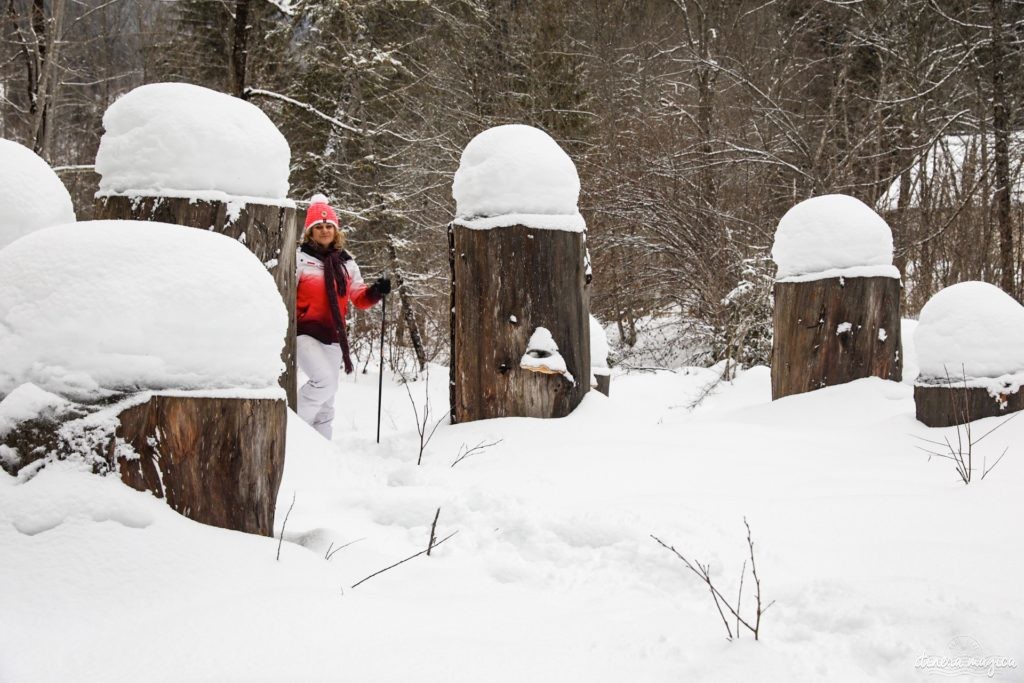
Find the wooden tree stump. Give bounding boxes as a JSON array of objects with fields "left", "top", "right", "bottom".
[
  {"left": 914, "top": 384, "right": 1024, "bottom": 428},
  {"left": 115, "top": 394, "right": 286, "bottom": 536},
  {"left": 94, "top": 195, "right": 298, "bottom": 408},
  {"left": 771, "top": 276, "right": 902, "bottom": 400},
  {"left": 449, "top": 224, "right": 590, "bottom": 422}
]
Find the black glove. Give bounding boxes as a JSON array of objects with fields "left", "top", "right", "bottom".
[{"left": 370, "top": 276, "right": 392, "bottom": 297}]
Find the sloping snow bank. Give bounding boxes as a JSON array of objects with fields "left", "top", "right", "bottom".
[
  {"left": 452, "top": 124, "right": 585, "bottom": 231},
  {"left": 772, "top": 194, "right": 898, "bottom": 281},
  {"left": 95, "top": 83, "right": 291, "bottom": 202},
  {"left": 914, "top": 281, "right": 1024, "bottom": 388},
  {"left": 0, "top": 220, "right": 286, "bottom": 400},
  {"left": 4, "top": 361, "right": 1023, "bottom": 682},
  {"left": 0, "top": 139, "right": 76, "bottom": 249}
]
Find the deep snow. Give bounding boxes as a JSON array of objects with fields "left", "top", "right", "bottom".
[{"left": 1, "top": 323, "right": 1022, "bottom": 682}]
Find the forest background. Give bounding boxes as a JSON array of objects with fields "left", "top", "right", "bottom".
[{"left": 3, "top": 0, "right": 1022, "bottom": 371}]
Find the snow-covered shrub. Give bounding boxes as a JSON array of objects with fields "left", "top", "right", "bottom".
[
  {"left": 0, "top": 139, "right": 76, "bottom": 250},
  {"left": 711, "top": 255, "right": 774, "bottom": 372}
]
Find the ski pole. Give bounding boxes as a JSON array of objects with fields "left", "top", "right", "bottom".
[{"left": 376, "top": 274, "right": 387, "bottom": 444}]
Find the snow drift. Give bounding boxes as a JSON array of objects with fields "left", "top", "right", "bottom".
[
  {"left": 95, "top": 83, "right": 291, "bottom": 202},
  {"left": 452, "top": 124, "right": 585, "bottom": 231},
  {"left": 0, "top": 139, "right": 76, "bottom": 250},
  {"left": 772, "top": 194, "right": 899, "bottom": 281},
  {"left": 0, "top": 220, "right": 287, "bottom": 400}
]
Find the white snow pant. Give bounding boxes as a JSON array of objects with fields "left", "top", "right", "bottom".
[{"left": 297, "top": 335, "right": 343, "bottom": 439}]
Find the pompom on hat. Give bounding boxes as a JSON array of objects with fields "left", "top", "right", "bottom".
[{"left": 304, "top": 193, "right": 339, "bottom": 230}]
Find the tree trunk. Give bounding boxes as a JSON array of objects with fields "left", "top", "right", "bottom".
[
  {"left": 95, "top": 195, "right": 298, "bottom": 408},
  {"left": 914, "top": 384, "right": 1023, "bottom": 428},
  {"left": 771, "top": 276, "right": 902, "bottom": 400},
  {"left": 990, "top": 0, "right": 1017, "bottom": 298},
  {"left": 450, "top": 224, "right": 590, "bottom": 423},
  {"left": 115, "top": 394, "right": 286, "bottom": 536},
  {"left": 386, "top": 238, "right": 428, "bottom": 370},
  {"left": 230, "top": 0, "right": 250, "bottom": 98}
]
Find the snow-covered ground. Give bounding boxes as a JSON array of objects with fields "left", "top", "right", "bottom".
[{"left": 2, "top": 324, "right": 1022, "bottom": 682}]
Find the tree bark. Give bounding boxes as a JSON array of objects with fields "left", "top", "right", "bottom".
[
  {"left": 771, "top": 276, "right": 902, "bottom": 400},
  {"left": 914, "top": 384, "right": 1023, "bottom": 428},
  {"left": 95, "top": 195, "right": 298, "bottom": 408},
  {"left": 989, "top": 0, "right": 1016, "bottom": 298},
  {"left": 230, "top": 0, "right": 251, "bottom": 98},
  {"left": 450, "top": 224, "right": 590, "bottom": 422},
  {"left": 386, "top": 237, "right": 428, "bottom": 370},
  {"left": 115, "top": 394, "right": 286, "bottom": 536}
]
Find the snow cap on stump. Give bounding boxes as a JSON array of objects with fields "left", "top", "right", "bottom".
[
  {"left": 0, "top": 220, "right": 288, "bottom": 400},
  {"left": 95, "top": 83, "right": 291, "bottom": 201},
  {"left": 772, "top": 194, "right": 898, "bottom": 281},
  {"left": 914, "top": 281, "right": 1024, "bottom": 383},
  {"left": 452, "top": 124, "right": 585, "bottom": 231},
  {"left": 0, "top": 139, "right": 76, "bottom": 250}
]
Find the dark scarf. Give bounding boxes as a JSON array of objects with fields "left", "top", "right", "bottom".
[{"left": 302, "top": 242, "right": 354, "bottom": 374}]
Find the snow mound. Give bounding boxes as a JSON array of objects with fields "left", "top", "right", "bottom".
[
  {"left": 914, "top": 281, "right": 1024, "bottom": 385},
  {"left": 452, "top": 124, "right": 585, "bottom": 232},
  {"left": 772, "top": 194, "right": 898, "bottom": 281},
  {"left": 0, "top": 220, "right": 287, "bottom": 400},
  {"left": 0, "top": 139, "right": 76, "bottom": 249},
  {"left": 95, "top": 83, "right": 291, "bottom": 201}
]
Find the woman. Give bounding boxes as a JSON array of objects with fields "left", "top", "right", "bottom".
[{"left": 296, "top": 194, "right": 390, "bottom": 438}]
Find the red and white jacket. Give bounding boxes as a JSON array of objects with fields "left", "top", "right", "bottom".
[{"left": 296, "top": 247, "right": 378, "bottom": 345}]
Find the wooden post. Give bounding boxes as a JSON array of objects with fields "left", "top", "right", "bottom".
[
  {"left": 771, "top": 276, "right": 902, "bottom": 400},
  {"left": 914, "top": 384, "right": 1024, "bottom": 428},
  {"left": 450, "top": 223, "right": 590, "bottom": 422},
  {"left": 95, "top": 196, "right": 298, "bottom": 408},
  {"left": 114, "top": 394, "right": 286, "bottom": 536}
]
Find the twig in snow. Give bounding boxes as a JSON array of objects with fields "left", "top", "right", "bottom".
[
  {"left": 451, "top": 438, "right": 503, "bottom": 467},
  {"left": 276, "top": 492, "right": 296, "bottom": 561},
  {"left": 350, "top": 531, "right": 458, "bottom": 589},
  {"left": 403, "top": 371, "right": 444, "bottom": 465},
  {"left": 912, "top": 366, "right": 1019, "bottom": 484},
  {"left": 652, "top": 517, "right": 774, "bottom": 641},
  {"left": 427, "top": 507, "right": 441, "bottom": 556},
  {"left": 735, "top": 559, "right": 746, "bottom": 639},
  {"left": 326, "top": 537, "right": 366, "bottom": 561}
]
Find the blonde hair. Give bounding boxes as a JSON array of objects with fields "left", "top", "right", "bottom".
[{"left": 302, "top": 221, "right": 347, "bottom": 250}]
